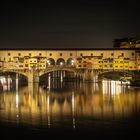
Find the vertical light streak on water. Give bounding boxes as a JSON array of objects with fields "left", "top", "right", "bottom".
[
  {"left": 72, "top": 91, "right": 76, "bottom": 129},
  {"left": 102, "top": 80, "right": 105, "bottom": 94},
  {"left": 48, "top": 74, "right": 51, "bottom": 91},
  {"left": 7, "top": 75, "right": 10, "bottom": 91},
  {"left": 47, "top": 93, "right": 50, "bottom": 128},
  {"left": 15, "top": 73, "right": 19, "bottom": 123},
  {"left": 63, "top": 71, "right": 65, "bottom": 78},
  {"left": 16, "top": 73, "right": 19, "bottom": 108},
  {"left": 60, "top": 71, "right": 63, "bottom": 83}
]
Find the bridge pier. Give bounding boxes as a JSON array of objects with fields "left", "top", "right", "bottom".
[
  {"left": 81, "top": 70, "right": 99, "bottom": 82},
  {"left": 28, "top": 70, "right": 39, "bottom": 83}
]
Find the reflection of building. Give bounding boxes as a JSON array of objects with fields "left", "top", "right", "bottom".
[{"left": 0, "top": 83, "right": 140, "bottom": 126}]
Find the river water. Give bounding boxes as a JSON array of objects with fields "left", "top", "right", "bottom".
[{"left": 0, "top": 79, "right": 140, "bottom": 136}]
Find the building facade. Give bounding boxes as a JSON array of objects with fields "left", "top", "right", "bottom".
[{"left": 0, "top": 48, "right": 140, "bottom": 71}]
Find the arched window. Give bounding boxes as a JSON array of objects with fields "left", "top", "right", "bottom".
[
  {"left": 47, "top": 58, "right": 55, "bottom": 66},
  {"left": 67, "top": 58, "right": 75, "bottom": 66},
  {"left": 56, "top": 58, "right": 65, "bottom": 66}
]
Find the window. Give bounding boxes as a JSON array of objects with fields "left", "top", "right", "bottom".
[
  {"left": 91, "top": 53, "right": 93, "bottom": 56},
  {"left": 111, "top": 53, "right": 114, "bottom": 56},
  {"left": 60, "top": 53, "right": 62, "bottom": 56},
  {"left": 49, "top": 53, "right": 52, "bottom": 56},
  {"left": 70, "top": 53, "right": 72, "bottom": 56},
  {"left": 101, "top": 53, "right": 103, "bottom": 56},
  {"left": 132, "top": 53, "right": 134, "bottom": 56},
  {"left": 18, "top": 53, "right": 21, "bottom": 56},
  {"left": 19, "top": 65, "right": 23, "bottom": 67},
  {"left": 121, "top": 53, "right": 124, "bottom": 56},
  {"left": 80, "top": 53, "right": 83, "bottom": 56},
  {"left": 8, "top": 53, "right": 11, "bottom": 56},
  {"left": 29, "top": 53, "right": 31, "bottom": 56},
  {"left": 39, "top": 53, "right": 42, "bottom": 56},
  {"left": 78, "top": 65, "right": 81, "bottom": 67},
  {"left": 4, "top": 58, "right": 5, "bottom": 61},
  {"left": 83, "top": 65, "right": 86, "bottom": 67},
  {"left": 25, "top": 64, "right": 28, "bottom": 67}
]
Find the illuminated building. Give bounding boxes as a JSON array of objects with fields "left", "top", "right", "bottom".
[{"left": 0, "top": 48, "right": 140, "bottom": 82}]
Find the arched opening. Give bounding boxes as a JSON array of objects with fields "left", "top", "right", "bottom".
[
  {"left": 46, "top": 58, "right": 55, "bottom": 66},
  {"left": 56, "top": 58, "right": 65, "bottom": 66},
  {"left": 39, "top": 70, "right": 77, "bottom": 89},
  {"left": 0, "top": 72, "right": 28, "bottom": 91},
  {"left": 67, "top": 58, "right": 75, "bottom": 67},
  {"left": 98, "top": 71, "right": 133, "bottom": 81}
]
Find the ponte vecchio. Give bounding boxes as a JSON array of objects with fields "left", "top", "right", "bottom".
[{"left": 0, "top": 48, "right": 140, "bottom": 83}]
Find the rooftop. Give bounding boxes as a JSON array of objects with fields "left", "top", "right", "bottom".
[{"left": 0, "top": 48, "right": 140, "bottom": 51}]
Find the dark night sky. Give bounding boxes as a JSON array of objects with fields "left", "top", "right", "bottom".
[{"left": 0, "top": 0, "right": 140, "bottom": 49}]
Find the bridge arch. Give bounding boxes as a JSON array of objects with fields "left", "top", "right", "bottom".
[
  {"left": 0, "top": 71, "right": 28, "bottom": 78},
  {"left": 0, "top": 71, "right": 28, "bottom": 85},
  {"left": 39, "top": 68, "right": 77, "bottom": 77},
  {"left": 98, "top": 70, "right": 135, "bottom": 80},
  {"left": 39, "top": 68, "right": 77, "bottom": 84}
]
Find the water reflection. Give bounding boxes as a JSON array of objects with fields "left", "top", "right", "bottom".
[{"left": 0, "top": 80, "right": 140, "bottom": 128}]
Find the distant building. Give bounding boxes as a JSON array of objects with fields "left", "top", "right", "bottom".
[{"left": 113, "top": 37, "right": 140, "bottom": 48}]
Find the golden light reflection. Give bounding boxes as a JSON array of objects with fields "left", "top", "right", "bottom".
[
  {"left": 102, "top": 80, "right": 124, "bottom": 95},
  {"left": 0, "top": 81, "right": 140, "bottom": 128}
]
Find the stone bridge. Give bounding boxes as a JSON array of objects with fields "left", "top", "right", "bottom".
[
  {"left": 0, "top": 67, "right": 138, "bottom": 83},
  {"left": 0, "top": 66, "right": 81, "bottom": 83}
]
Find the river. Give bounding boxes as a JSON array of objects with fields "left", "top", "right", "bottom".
[{"left": 0, "top": 79, "right": 140, "bottom": 137}]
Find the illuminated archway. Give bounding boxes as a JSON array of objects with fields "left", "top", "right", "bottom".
[
  {"left": 56, "top": 58, "right": 65, "bottom": 66},
  {"left": 67, "top": 58, "right": 75, "bottom": 66},
  {"left": 47, "top": 58, "right": 55, "bottom": 66}
]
